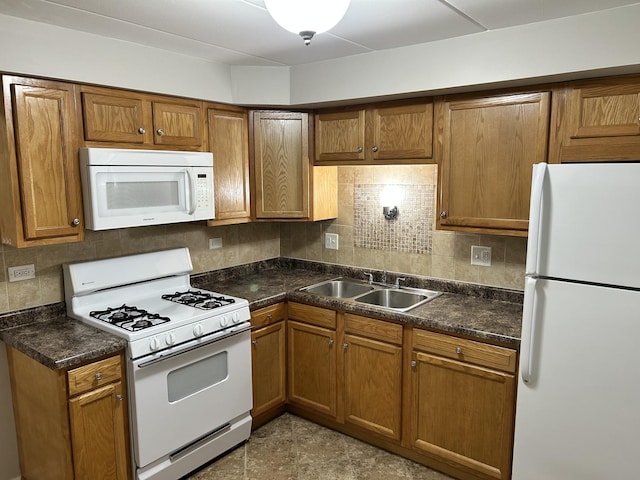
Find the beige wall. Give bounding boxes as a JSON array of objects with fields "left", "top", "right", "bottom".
[{"left": 281, "top": 165, "right": 526, "bottom": 290}]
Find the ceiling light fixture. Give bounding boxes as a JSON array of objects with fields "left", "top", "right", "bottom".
[{"left": 264, "top": 0, "right": 351, "bottom": 46}]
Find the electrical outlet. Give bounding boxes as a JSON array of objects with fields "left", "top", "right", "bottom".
[
  {"left": 325, "top": 233, "right": 339, "bottom": 250},
  {"left": 471, "top": 246, "right": 492, "bottom": 267},
  {"left": 8, "top": 264, "right": 36, "bottom": 282},
  {"left": 208, "top": 238, "right": 223, "bottom": 249}
]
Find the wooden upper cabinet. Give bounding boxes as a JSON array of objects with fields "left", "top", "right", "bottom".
[
  {"left": 251, "top": 110, "right": 337, "bottom": 221},
  {"left": 549, "top": 75, "right": 640, "bottom": 162},
  {"left": 437, "top": 91, "right": 550, "bottom": 237},
  {"left": 0, "top": 76, "right": 84, "bottom": 247},
  {"left": 315, "top": 100, "right": 433, "bottom": 164},
  {"left": 206, "top": 106, "right": 251, "bottom": 225},
  {"left": 80, "top": 86, "right": 204, "bottom": 150}
]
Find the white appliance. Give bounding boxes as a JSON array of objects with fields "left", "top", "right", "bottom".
[
  {"left": 79, "top": 148, "right": 215, "bottom": 230},
  {"left": 512, "top": 163, "right": 640, "bottom": 479},
  {"left": 64, "top": 248, "right": 252, "bottom": 480}
]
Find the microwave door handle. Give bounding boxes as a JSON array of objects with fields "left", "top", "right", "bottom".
[{"left": 186, "top": 169, "right": 197, "bottom": 215}]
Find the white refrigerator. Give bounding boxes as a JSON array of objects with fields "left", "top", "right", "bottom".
[{"left": 512, "top": 162, "right": 640, "bottom": 479}]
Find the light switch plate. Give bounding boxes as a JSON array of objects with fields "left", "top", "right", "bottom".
[
  {"left": 325, "top": 233, "right": 339, "bottom": 250},
  {"left": 471, "top": 246, "right": 492, "bottom": 266}
]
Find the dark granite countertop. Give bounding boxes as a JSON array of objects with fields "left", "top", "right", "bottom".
[
  {"left": 0, "top": 303, "right": 127, "bottom": 370},
  {"left": 192, "top": 262, "right": 523, "bottom": 346},
  {"left": 0, "top": 260, "right": 522, "bottom": 371}
]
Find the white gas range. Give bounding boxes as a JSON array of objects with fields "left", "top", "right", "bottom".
[{"left": 64, "top": 248, "right": 253, "bottom": 480}]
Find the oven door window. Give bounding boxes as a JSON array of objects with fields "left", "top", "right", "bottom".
[{"left": 167, "top": 351, "right": 228, "bottom": 402}]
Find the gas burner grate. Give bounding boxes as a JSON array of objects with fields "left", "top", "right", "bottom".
[
  {"left": 162, "top": 290, "right": 236, "bottom": 310},
  {"left": 90, "top": 305, "right": 170, "bottom": 331}
]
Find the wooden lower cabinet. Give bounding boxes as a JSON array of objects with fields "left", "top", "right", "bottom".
[
  {"left": 286, "top": 303, "right": 337, "bottom": 418},
  {"left": 409, "top": 329, "right": 517, "bottom": 480},
  {"left": 342, "top": 313, "right": 403, "bottom": 441},
  {"left": 7, "top": 348, "right": 131, "bottom": 480},
  {"left": 250, "top": 303, "right": 286, "bottom": 426}
]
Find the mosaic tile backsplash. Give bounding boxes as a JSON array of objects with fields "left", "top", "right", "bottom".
[{"left": 354, "top": 184, "right": 434, "bottom": 254}]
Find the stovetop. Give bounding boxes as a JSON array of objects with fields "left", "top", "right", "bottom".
[{"left": 63, "top": 248, "right": 252, "bottom": 359}]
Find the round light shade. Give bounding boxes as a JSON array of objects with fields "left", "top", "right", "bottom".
[{"left": 265, "top": 0, "right": 350, "bottom": 38}]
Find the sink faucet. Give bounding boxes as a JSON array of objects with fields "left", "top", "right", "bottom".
[
  {"left": 381, "top": 271, "right": 387, "bottom": 285},
  {"left": 364, "top": 272, "right": 374, "bottom": 284},
  {"left": 393, "top": 277, "right": 406, "bottom": 288}
]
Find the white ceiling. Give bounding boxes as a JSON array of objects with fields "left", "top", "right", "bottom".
[{"left": 0, "top": 0, "right": 638, "bottom": 67}]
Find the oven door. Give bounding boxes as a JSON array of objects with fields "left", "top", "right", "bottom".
[{"left": 128, "top": 324, "right": 252, "bottom": 469}]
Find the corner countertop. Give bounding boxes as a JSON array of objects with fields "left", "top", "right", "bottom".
[
  {"left": 0, "top": 262, "right": 522, "bottom": 371},
  {"left": 192, "top": 266, "right": 522, "bottom": 346}
]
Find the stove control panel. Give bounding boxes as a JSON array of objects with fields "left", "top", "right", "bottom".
[{"left": 129, "top": 305, "right": 251, "bottom": 359}]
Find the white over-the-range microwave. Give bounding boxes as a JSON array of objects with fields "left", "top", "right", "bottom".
[{"left": 79, "top": 148, "right": 215, "bottom": 230}]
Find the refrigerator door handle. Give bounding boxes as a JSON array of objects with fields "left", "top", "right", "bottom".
[
  {"left": 525, "top": 163, "right": 547, "bottom": 276},
  {"left": 520, "top": 276, "right": 539, "bottom": 384}
]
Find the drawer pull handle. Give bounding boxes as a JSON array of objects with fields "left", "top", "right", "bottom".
[
  {"left": 95, "top": 372, "right": 103, "bottom": 380},
  {"left": 455, "top": 347, "right": 463, "bottom": 355},
  {"left": 266, "top": 314, "right": 273, "bottom": 320}
]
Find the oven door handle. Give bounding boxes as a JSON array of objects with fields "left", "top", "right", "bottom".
[{"left": 136, "top": 323, "right": 251, "bottom": 369}]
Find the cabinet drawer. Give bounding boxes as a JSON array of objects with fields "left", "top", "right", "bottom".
[
  {"left": 413, "top": 329, "right": 517, "bottom": 373},
  {"left": 251, "top": 303, "right": 285, "bottom": 329},
  {"left": 67, "top": 355, "right": 122, "bottom": 397},
  {"left": 287, "top": 302, "right": 336, "bottom": 330},
  {"left": 344, "top": 313, "right": 403, "bottom": 345}
]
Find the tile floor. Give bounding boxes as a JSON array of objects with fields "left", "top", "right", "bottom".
[{"left": 186, "top": 413, "right": 454, "bottom": 480}]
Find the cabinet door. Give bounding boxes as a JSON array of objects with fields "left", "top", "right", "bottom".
[
  {"left": 68, "top": 381, "right": 129, "bottom": 480},
  {"left": 343, "top": 333, "right": 402, "bottom": 441},
  {"left": 370, "top": 102, "right": 433, "bottom": 161},
  {"left": 315, "top": 109, "right": 366, "bottom": 161},
  {"left": 207, "top": 107, "right": 251, "bottom": 223},
  {"left": 438, "top": 92, "right": 550, "bottom": 236},
  {"left": 550, "top": 76, "right": 640, "bottom": 162},
  {"left": 252, "top": 111, "right": 309, "bottom": 218},
  {"left": 6, "top": 78, "right": 84, "bottom": 244},
  {"left": 251, "top": 321, "right": 286, "bottom": 418},
  {"left": 410, "top": 352, "right": 515, "bottom": 480},
  {"left": 82, "top": 92, "right": 150, "bottom": 143},
  {"left": 287, "top": 320, "right": 337, "bottom": 417},
  {"left": 152, "top": 101, "right": 203, "bottom": 147}
]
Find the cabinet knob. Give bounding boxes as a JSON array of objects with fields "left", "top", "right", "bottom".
[
  {"left": 371, "top": 146, "right": 378, "bottom": 152},
  {"left": 356, "top": 146, "right": 363, "bottom": 153},
  {"left": 343, "top": 343, "right": 348, "bottom": 350},
  {"left": 328, "top": 339, "right": 334, "bottom": 347},
  {"left": 455, "top": 347, "right": 463, "bottom": 355},
  {"left": 95, "top": 372, "right": 103, "bottom": 380},
  {"left": 252, "top": 340, "right": 257, "bottom": 346},
  {"left": 156, "top": 128, "right": 164, "bottom": 136},
  {"left": 71, "top": 218, "right": 80, "bottom": 226},
  {"left": 138, "top": 127, "right": 146, "bottom": 134},
  {"left": 266, "top": 314, "right": 273, "bottom": 321},
  {"left": 410, "top": 360, "right": 417, "bottom": 368},
  {"left": 116, "top": 394, "right": 123, "bottom": 402},
  {"left": 439, "top": 211, "right": 447, "bottom": 219}
]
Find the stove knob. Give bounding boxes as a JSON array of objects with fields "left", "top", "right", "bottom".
[
  {"left": 220, "top": 316, "right": 229, "bottom": 327},
  {"left": 165, "top": 333, "right": 176, "bottom": 346},
  {"left": 149, "top": 337, "right": 161, "bottom": 352},
  {"left": 193, "top": 324, "right": 204, "bottom": 337},
  {"left": 232, "top": 313, "right": 241, "bottom": 324}
]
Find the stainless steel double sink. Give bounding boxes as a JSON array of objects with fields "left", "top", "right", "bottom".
[{"left": 301, "top": 277, "right": 442, "bottom": 312}]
